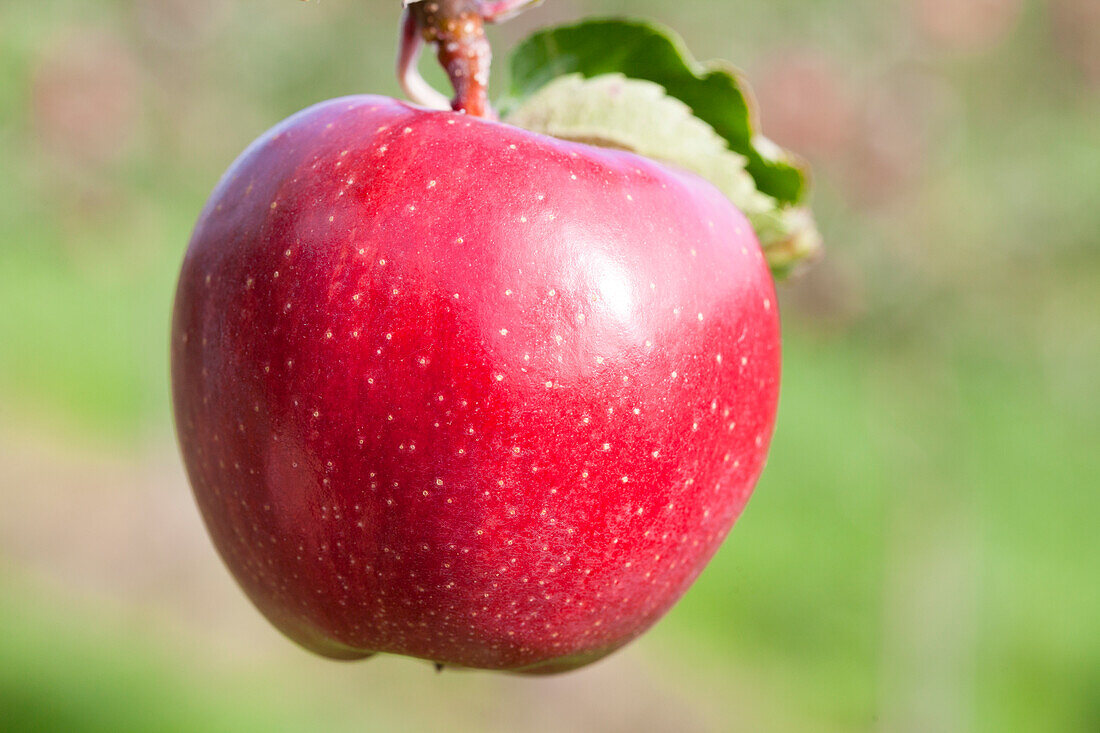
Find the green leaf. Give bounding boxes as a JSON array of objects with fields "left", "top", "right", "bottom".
[
  {"left": 506, "top": 75, "right": 766, "bottom": 209},
  {"left": 503, "top": 18, "right": 807, "bottom": 206},
  {"left": 505, "top": 74, "right": 820, "bottom": 276}
]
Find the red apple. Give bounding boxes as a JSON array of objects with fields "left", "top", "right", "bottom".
[{"left": 171, "top": 95, "right": 780, "bottom": 673}]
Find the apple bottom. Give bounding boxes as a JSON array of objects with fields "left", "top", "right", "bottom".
[{"left": 250, "top": 559, "right": 708, "bottom": 674}]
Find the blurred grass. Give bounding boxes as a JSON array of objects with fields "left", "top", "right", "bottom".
[
  {"left": 1, "top": 0, "right": 1098, "bottom": 731},
  {"left": 0, "top": 572, "right": 334, "bottom": 733}
]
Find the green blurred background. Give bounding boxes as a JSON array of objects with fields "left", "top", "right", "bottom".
[{"left": 1, "top": 0, "right": 1097, "bottom": 730}]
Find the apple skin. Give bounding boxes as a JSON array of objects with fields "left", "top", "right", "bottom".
[{"left": 171, "top": 95, "right": 780, "bottom": 673}]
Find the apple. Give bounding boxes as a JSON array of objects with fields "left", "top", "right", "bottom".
[
  {"left": 171, "top": 94, "right": 779, "bottom": 673},
  {"left": 171, "top": 1, "right": 795, "bottom": 674}
]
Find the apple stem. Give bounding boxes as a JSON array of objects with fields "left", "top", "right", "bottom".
[
  {"left": 397, "top": 8, "right": 454, "bottom": 111},
  {"left": 402, "top": 0, "right": 495, "bottom": 118}
]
